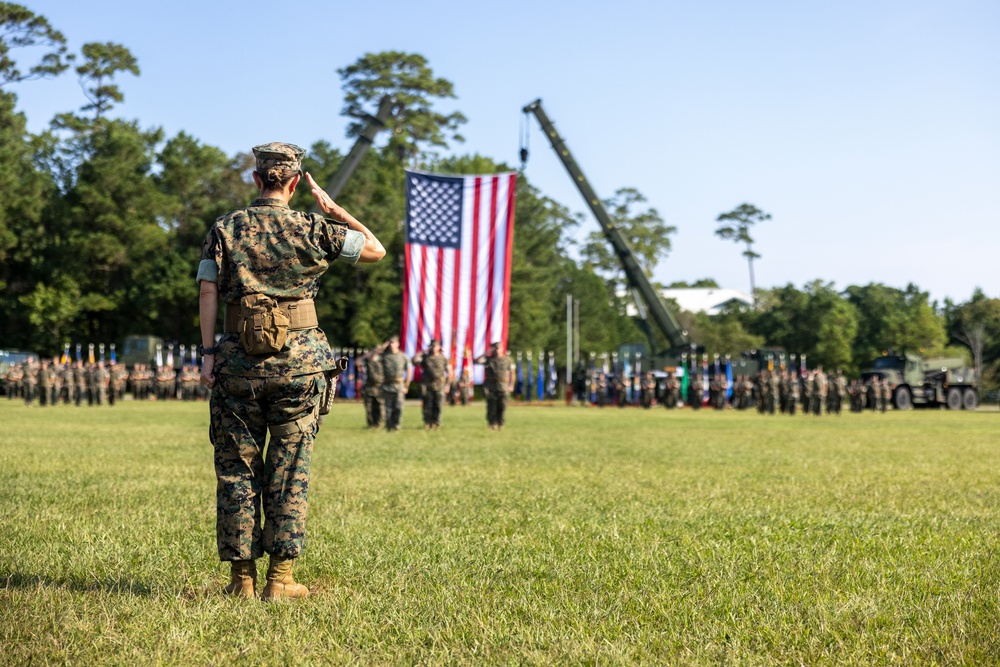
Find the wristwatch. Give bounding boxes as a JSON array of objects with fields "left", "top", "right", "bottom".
[{"left": 197, "top": 344, "right": 220, "bottom": 357}]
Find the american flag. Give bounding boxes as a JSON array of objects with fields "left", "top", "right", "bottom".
[{"left": 401, "top": 170, "right": 517, "bottom": 381}]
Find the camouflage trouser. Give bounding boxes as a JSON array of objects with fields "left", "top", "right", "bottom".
[
  {"left": 486, "top": 389, "right": 508, "bottom": 426},
  {"left": 422, "top": 387, "right": 445, "bottom": 426},
  {"left": 363, "top": 391, "right": 383, "bottom": 427},
  {"left": 210, "top": 371, "right": 326, "bottom": 562},
  {"left": 382, "top": 386, "right": 405, "bottom": 430}
]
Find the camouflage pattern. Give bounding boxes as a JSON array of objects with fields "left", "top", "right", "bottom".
[
  {"left": 200, "top": 198, "right": 348, "bottom": 377},
  {"left": 380, "top": 351, "right": 410, "bottom": 431},
  {"left": 419, "top": 352, "right": 448, "bottom": 427},
  {"left": 252, "top": 142, "right": 305, "bottom": 172},
  {"left": 640, "top": 373, "right": 656, "bottom": 408},
  {"left": 361, "top": 354, "right": 384, "bottom": 427},
  {"left": 110, "top": 363, "right": 128, "bottom": 403},
  {"left": 211, "top": 372, "right": 325, "bottom": 561},
  {"left": 202, "top": 188, "right": 359, "bottom": 564},
  {"left": 483, "top": 352, "right": 513, "bottom": 427}
]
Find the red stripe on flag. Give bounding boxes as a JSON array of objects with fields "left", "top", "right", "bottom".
[
  {"left": 500, "top": 173, "right": 516, "bottom": 349},
  {"left": 434, "top": 247, "right": 444, "bottom": 343},
  {"left": 416, "top": 245, "right": 428, "bottom": 352}
]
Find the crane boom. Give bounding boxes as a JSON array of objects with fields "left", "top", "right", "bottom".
[
  {"left": 522, "top": 99, "right": 688, "bottom": 352},
  {"left": 320, "top": 95, "right": 397, "bottom": 201}
]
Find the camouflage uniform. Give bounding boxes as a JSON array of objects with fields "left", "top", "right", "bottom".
[
  {"left": 110, "top": 363, "right": 128, "bottom": 404},
  {"left": 361, "top": 353, "right": 384, "bottom": 428},
  {"left": 22, "top": 361, "right": 37, "bottom": 405},
  {"left": 72, "top": 362, "right": 86, "bottom": 406},
  {"left": 457, "top": 370, "right": 472, "bottom": 406},
  {"left": 481, "top": 348, "right": 513, "bottom": 428},
  {"left": 380, "top": 351, "right": 410, "bottom": 431},
  {"left": 197, "top": 142, "right": 362, "bottom": 563},
  {"left": 416, "top": 348, "right": 448, "bottom": 428},
  {"left": 812, "top": 369, "right": 827, "bottom": 416},
  {"left": 640, "top": 373, "right": 656, "bottom": 409}
]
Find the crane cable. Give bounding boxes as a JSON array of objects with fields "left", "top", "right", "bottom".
[{"left": 518, "top": 109, "right": 530, "bottom": 172}]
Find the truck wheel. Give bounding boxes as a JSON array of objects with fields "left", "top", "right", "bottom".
[
  {"left": 946, "top": 387, "right": 962, "bottom": 410},
  {"left": 893, "top": 386, "right": 912, "bottom": 410},
  {"left": 962, "top": 389, "right": 978, "bottom": 410}
]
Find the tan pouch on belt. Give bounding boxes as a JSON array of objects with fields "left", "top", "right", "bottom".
[{"left": 239, "top": 294, "right": 290, "bottom": 355}]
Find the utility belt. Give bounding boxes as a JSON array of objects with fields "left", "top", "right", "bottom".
[
  {"left": 224, "top": 297, "right": 318, "bottom": 333},
  {"left": 224, "top": 295, "right": 318, "bottom": 356}
]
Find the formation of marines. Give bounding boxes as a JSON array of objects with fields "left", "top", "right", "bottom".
[
  {"left": 566, "top": 365, "right": 897, "bottom": 415},
  {"left": 3, "top": 358, "right": 209, "bottom": 405},
  {"left": 6, "top": 350, "right": 896, "bottom": 419},
  {"left": 355, "top": 338, "right": 511, "bottom": 431}
]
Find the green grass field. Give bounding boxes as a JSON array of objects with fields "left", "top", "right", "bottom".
[{"left": 1, "top": 398, "right": 997, "bottom": 665}]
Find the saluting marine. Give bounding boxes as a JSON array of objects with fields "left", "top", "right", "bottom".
[
  {"left": 413, "top": 339, "right": 450, "bottom": 430},
  {"left": 197, "top": 142, "right": 384, "bottom": 601},
  {"left": 379, "top": 336, "right": 411, "bottom": 432}
]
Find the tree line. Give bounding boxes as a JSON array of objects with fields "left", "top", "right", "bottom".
[{"left": 1, "top": 4, "right": 997, "bottom": 395}]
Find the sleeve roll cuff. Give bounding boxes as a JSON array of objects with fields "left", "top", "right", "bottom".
[{"left": 196, "top": 259, "right": 219, "bottom": 283}]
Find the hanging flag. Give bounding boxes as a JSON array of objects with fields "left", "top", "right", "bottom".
[
  {"left": 344, "top": 351, "right": 356, "bottom": 399},
  {"left": 110, "top": 343, "right": 117, "bottom": 364},
  {"left": 547, "top": 351, "right": 557, "bottom": 399},
  {"left": 61, "top": 344, "right": 70, "bottom": 364},
  {"left": 702, "top": 356, "right": 709, "bottom": 405},
  {"left": 88, "top": 343, "right": 95, "bottom": 364},
  {"left": 623, "top": 353, "right": 633, "bottom": 404},
  {"left": 401, "top": 170, "right": 517, "bottom": 384},
  {"left": 679, "top": 365, "right": 688, "bottom": 405},
  {"left": 515, "top": 352, "right": 524, "bottom": 397},
  {"left": 75, "top": 343, "right": 82, "bottom": 362},
  {"left": 525, "top": 352, "right": 533, "bottom": 402},
  {"left": 536, "top": 351, "right": 545, "bottom": 400}
]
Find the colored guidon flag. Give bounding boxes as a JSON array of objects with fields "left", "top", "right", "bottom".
[{"left": 401, "top": 170, "right": 517, "bottom": 383}]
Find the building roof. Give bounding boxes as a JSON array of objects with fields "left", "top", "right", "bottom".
[
  {"left": 620, "top": 287, "right": 754, "bottom": 317},
  {"left": 660, "top": 288, "right": 753, "bottom": 315}
]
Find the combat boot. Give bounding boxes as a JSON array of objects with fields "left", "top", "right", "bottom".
[
  {"left": 261, "top": 556, "right": 309, "bottom": 601},
  {"left": 224, "top": 559, "right": 257, "bottom": 599}
]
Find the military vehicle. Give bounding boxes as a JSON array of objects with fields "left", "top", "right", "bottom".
[
  {"left": 863, "top": 353, "right": 978, "bottom": 410},
  {"left": 0, "top": 349, "right": 39, "bottom": 394},
  {"left": 117, "top": 335, "right": 163, "bottom": 369}
]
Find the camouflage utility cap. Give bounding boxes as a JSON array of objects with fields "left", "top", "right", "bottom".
[{"left": 252, "top": 142, "right": 305, "bottom": 172}]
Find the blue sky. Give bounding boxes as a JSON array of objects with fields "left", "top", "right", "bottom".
[{"left": 16, "top": 0, "right": 1000, "bottom": 304}]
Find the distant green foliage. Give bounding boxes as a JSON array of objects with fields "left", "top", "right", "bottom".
[
  {"left": 0, "top": 7, "right": 994, "bottom": 385},
  {"left": 0, "top": 2, "right": 71, "bottom": 87}
]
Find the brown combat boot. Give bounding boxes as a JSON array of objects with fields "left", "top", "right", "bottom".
[
  {"left": 261, "top": 556, "right": 309, "bottom": 601},
  {"left": 223, "top": 560, "right": 257, "bottom": 599}
]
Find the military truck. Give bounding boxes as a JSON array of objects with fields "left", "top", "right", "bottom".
[
  {"left": 117, "top": 335, "right": 163, "bottom": 369},
  {"left": 863, "top": 353, "right": 978, "bottom": 410},
  {"left": 1, "top": 349, "right": 39, "bottom": 395}
]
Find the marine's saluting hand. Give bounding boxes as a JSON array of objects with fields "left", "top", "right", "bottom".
[{"left": 306, "top": 172, "right": 349, "bottom": 222}]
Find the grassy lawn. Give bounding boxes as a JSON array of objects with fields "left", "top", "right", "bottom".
[{"left": 1, "top": 398, "right": 997, "bottom": 665}]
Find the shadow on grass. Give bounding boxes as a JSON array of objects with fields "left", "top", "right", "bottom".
[{"left": 3, "top": 571, "right": 152, "bottom": 597}]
